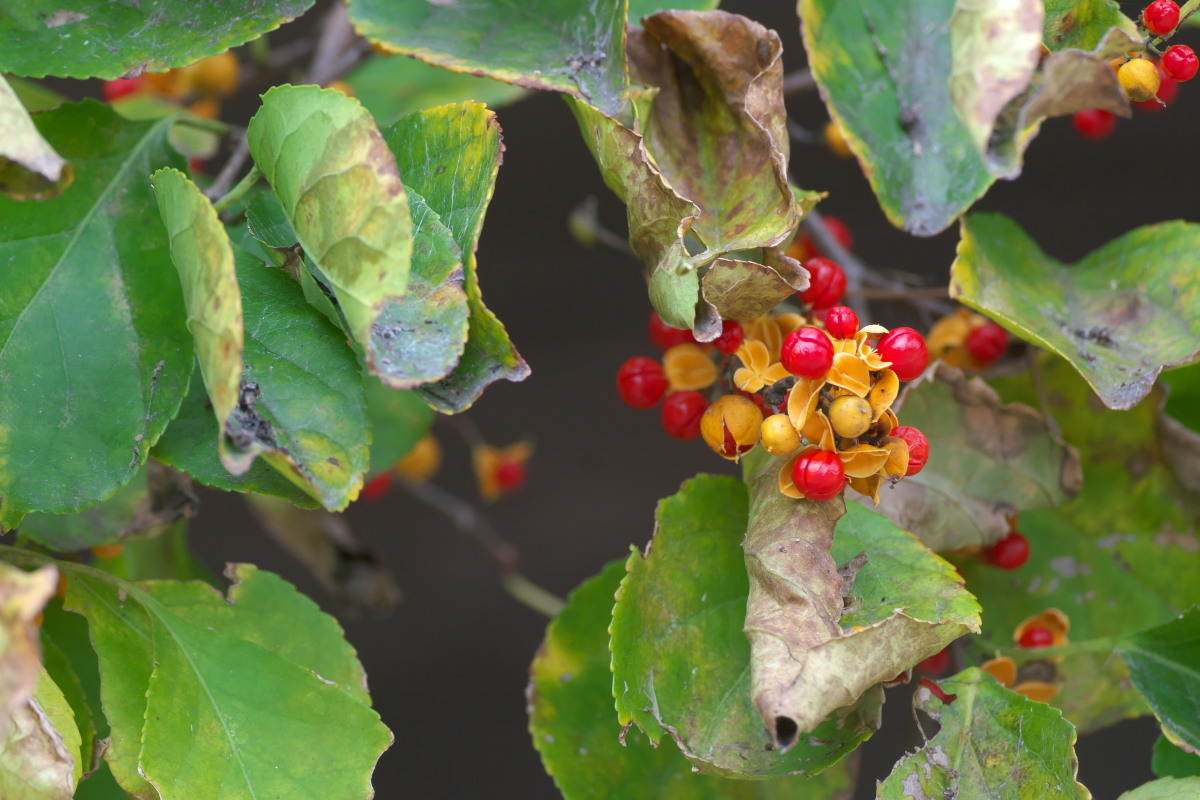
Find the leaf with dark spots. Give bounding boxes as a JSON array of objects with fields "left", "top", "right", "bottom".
[
  {"left": 1044, "top": 0, "right": 1138, "bottom": 52},
  {"left": 951, "top": 213, "right": 1200, "bottom": 410},
  {"left": 700, "top": 246, "right": 807, "bottom": 323},
  {"left": 861, "top": 364, "right": 1082, "bottom": 552}
]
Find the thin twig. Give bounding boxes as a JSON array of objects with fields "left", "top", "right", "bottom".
[
  {"left": 845, "top": 287, "right": 952, "bottom": 301},
  {"left": 401, "top": 479, "right": 566, "bottom": 618},
  {"left": 787, "top": 118, "right": 818, "bottom": 145},
  {"left": 306, "top": 3, "right": 362, "bottom": 86},
  {"left": 203, "top": 131, "right": 250, "bottom": 201},
  {"left": 801, "top": 209, "right": 871, "bottom": 319},
  {"left": 782, "top": 68, "right": 816, "bottom": 95}
]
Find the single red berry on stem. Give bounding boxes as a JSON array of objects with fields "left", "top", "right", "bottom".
[
  {"left": 648, "top": 310, "right": 695, "bottom": 350},
  {"left": 966, "top": 321, "right": 1009, "bottom": 365},
  {"left": 822, "top": 215, "right": 854, "bottom": 250},
  {"left": 495, "top": 458, "right": 527, "bottom": 492},
  {"left": 712, "top": 320, "right": 745, "bottom": 354},
  {"left": 103, "top": 77, "right": 143, "bottom": 102},
  {"left": 792, "top": 449, "right": 846, "bottom": 500},
  {"left": 825, "top": 306, "right": 859, "bottom": 339},
  {"left": 1143, "top": 0, "right": 1181, "bottom": 35},
  {"left": 987, "top": 530, "right": 1031, "bottom": 570},
  {"left": 918, "top": 648, "right": 951, "bottom": 675},
  {"left": 661, "top": 391, "right": 709, "bottom": 439},
  {"left": 1018, "top": 626, "right": 1055, "bottom": 649},
  {"left": 891, "top": 426, "right": 929, "bottom": 476},
  {"left": 877, "top": 327, "right": 929, "bottom": 381},
  {"left": 781, "top": 327, "right": 834, "bottom": 380},
  {"left": 617, "top": 356, "right": 668, "bottom": 409},
  {"left": 1163, "top": 45, "right": 1199, "bottom": 82},
  {"left": 360, "top": 472, "right": 393, "bottom": 501},
  {"left": 799, "top": 257, "right": 848, "bottom": 310},
  {"left": 1073, "top": 109, "right": 1116, "bottom": 140}
]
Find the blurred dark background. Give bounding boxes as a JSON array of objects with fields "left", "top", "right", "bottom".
[{"left": 169, "top": 1, "right": 1189, "bottom": 797}]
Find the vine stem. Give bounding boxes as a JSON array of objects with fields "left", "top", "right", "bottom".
[
  {"left": 400, "top": 479, "right": 566, "bottom": 618},
  {"left": 212, "top": 165, "right": 262, "bottom": 214},
  {"left": 203, "top": 131, "right": 250, "bottom": 201}
]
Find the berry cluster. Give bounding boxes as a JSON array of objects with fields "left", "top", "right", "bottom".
[
  {"left": 926, "top": 309, "right": 1011, "bottom": 371},
  {"left": 618, "top": 251, "right": 933, "bottom": 506}
]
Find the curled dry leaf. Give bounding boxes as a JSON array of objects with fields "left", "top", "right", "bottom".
[
  {"left": 864, "top": 363, "right": 1083, "bottom": 551},
  {"left": 0, "top": 75, "right": 70, "bottom": 200},
  {"left": 0, "top": 563, "right": 58, "bottom": 738},
  {"left": 0, "top": 672, "right": 79, "bottom": 800}
]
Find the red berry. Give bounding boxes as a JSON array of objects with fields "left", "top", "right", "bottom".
[
  {"left": 891, "top": 426, "right": 929, "bottom": 476},
  {"left": 617, "top": 357, "right": 668, "bottom": 409},
  {"left": 1017, "top": 625, "right": 1055, "bottom": 649},
  {"left": 781, "top": 327, "right": 834, "bottom": 380},
  {"left": 661, "top": 391, "right": 708, "bottom": 440},
  {"left": 792, "top": 449, "right": 846, "bottom": 501},
  {"left": 495, "top": 458, "right": 527, "bottom": 492},
  {"left": 1143, "top": 0, "right": 1180, "bottom": 35},
  {"left": 648, "top": 310, "right": 695, "bottom": 350},
  {"left": 965, "top": 321, "right": 1009, "bottom": 365},
  {"left": 986, "top": 530, "right": 1031, "bottom": 570},
  {"left": 822, "top": 215, "right": 854, "bottom": 250},
  {"left": 1072, "top": 109, "right": 1116, "bottom": 140},
  {"left": 103, "top": 77, "right": 143, "bottom": 102},
  {"left": 918, "top": 648, "right": 951, "bottom": 675},
  {"left": 824, "top": 305, "right": 859, "bottom": 339},
  {"left": 876, "top": 327, "right": 929, "bottom": 381},
  {"left": 712, "top": 320, "right": 745, "bottom": 355},
  {"left": 360, "top": 472, "right": 392, "bottom": 501},
  {"left": 1163, "top": 44, "right": 1199, "bottom": 82},
  {"left": 799, "top": 257, "right": 848, "bottom": 310}
]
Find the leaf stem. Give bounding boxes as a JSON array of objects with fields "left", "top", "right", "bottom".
[
  {"left": 782, "top": 68, "right": 816, "bottom": 95},
  {"left": 212, "top": 165, "right": 262, "bottom": 214},
  {"left": 174, "top": 115, "right": 233, "bottom": 135},
  {"left": 204, "top": 131, "right": 251, "bottom": 201}
]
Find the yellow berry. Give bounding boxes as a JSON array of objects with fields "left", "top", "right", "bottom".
[
  {"left": 326, "top": 79, "right": 355, "bottom": 98},
  {"left": 700, "top": 395, "right": 762, "bottom": 461},
  {"left": 823, "top": 120, "right": 853, "bottom": 159},
  {"left": 1119, "top": 58, "right": 1160, "bottom": 102},
  {"left": 394, "top": 433, "right": 442, "bottom": 482},
  {"left": 187, "top": 97, "right": 221, "bottom": 120},
  {"left": 91, "top": 543, "right": 125, "bottom": 560},
  {"left": 828, "top": 395, "right": 872, "bottom": 438},
  {"left": 760, "top": 414, "right": 802, "bottom": 457},
  {"left": 184, "top": 51, "right": 241, "bottom": 97}
]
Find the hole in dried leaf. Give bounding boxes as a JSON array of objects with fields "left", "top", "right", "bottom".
[{"left": 774, "top": 716, "right": 799, "bottom": 750}]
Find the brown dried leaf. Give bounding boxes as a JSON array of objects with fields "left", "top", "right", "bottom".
[
  {"left": 0, "top": 563, "right": 57, "bottom": 737},
  {"left": 700, "top": 246, "right": 807, "bottom": 324}
]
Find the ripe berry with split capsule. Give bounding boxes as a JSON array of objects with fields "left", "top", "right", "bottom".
[
  {"left": 1018, "top": 626, "right": 1055, "bottom": 648},
  {"left": 825, "top": 306, "right": 859, "bottom": 339},
  {"left": 360, "top": 472, "right": 393, "bottom": 501},
  {"left": 103, "top": 77, "right": 143, "bottom": 102},
  {"left": 891, "top": 426, "right": 929, "bottom": 476},
  {"left": 648, "top": 310, "right": 695, "bottom": 350},
  {"left": 987, "top": 530, "right": 1030, "bottom": 570},
  {"left": 876, "top": 327, "right": 929, "bottom": 381},
  {"left": 918, "top": 648, "right": 951, "bottom": 675},
  {"left": 781, "top": 327, "right": 834, "bottom": 380},
  {"left": 792, "top": 449, "right": 846, "bottom": 501},
  {"left": 966, "top": 321, "right": 1009, "bottom": 365},
  {"left": 617, "top": 357, "right": 668, "bottom": 409},
  {"left": 799, "top": 257, "right": 847, "bottom": 310},
  {"left": 1143, "top": 0, "right": 1180, "bottom": 35},
  {"left": 661, "top": 391, "right": 708, "bottom": 440},
  {"left": 1163, "top": 45, "right": 1199, "bottom": 82},
  {"left": 712, "top": 320, "right": 745, "bottom": 355},
  {"left": 1073, "top": 109, "right": 1116, "bottom": 140},
  {"left": 495, "top": 458, "right": 526, "bottom": 492}
]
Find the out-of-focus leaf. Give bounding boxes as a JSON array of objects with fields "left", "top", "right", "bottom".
[
  {"left": 384, "top": 103, "right": 529, "bottom": 411},
  {"left": 952, "top": 213, "right": 1200, "bottom": 410},
  {"left": 530, "top": 559, "right": 857, "bottom": 798},
  {"left": 152, "top": 168, "right": 249, "bottom": 475},
  {"left": 0, "top": 563, "right": 58, "bottom": 738},
  {"left": 1120, "top": 777, "right": 1200, "bottom": 799},
  {"left": 1119, "top": 610, "right": 1200, "bottom": 754},
  {"left": 610, "top": 474, "right": 882, "bottom": 778},
  {"left": 110, "top": 94, "right": 220, "bottom": 161},
  {"left": 0, "top": 100, "right": 193, "bottom": 530},
  {"left": 865, "top": 364, "right": 1082, "bottom": 551},
  {"left": 1154, "top": 735, "right": 1200, "bottom": 778},
  {"left": 364, "top": 377, "right": 433, "bottom": 478},
  {"left": 0, "top": 74, "right": 70, "bottom": 199},
  {"left": 743, "top": 450, "right": 979, "bottom": 747},
  {"left": 39, "top": 633, "right": 95, "bottom": 782},
  {"left": 629, "top": 0, "right": 720, "bottom": 20},
  {"left": 244, "top": 495, "right": 401, "bottom": 617},
  {"left": 345, "top": 55, "right": 528, "bottom": 127},
  {"left": 799, "top": 0, "right": 992, "bottom": 236},
  {"left": 0, "top": 668, "right": 79, "bottom": 799},
  {"left": 347, "top": 0, "right": 627, "bottom": 116},
  {"left": 0, "top": 1, "right": 313, "bottom": 80},
  {"left": 878, "top": 668, "right": 1089, "bottom": 799},
  {"left": 1044, "top": 0, "right": 1139, "bottom": 51},
  {"left": 19, "top": 461, "right": 198, "bottom": 551},
  {"left": 57, "top": 559, "right": 391, "bottom": 800},
  {"left": 248, "top": 84, "right": 414, "bottom": 389},
  {"left": 1162, "top": 363, "right": 1200, "bottom": 434},
  {"left": 4, "top": 76, "right": 66, "bottom": 113}
]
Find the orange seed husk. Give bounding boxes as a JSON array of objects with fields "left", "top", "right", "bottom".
[
  {"left": 701, "top": 395, "right": 762, "bottom": 461},
  {"left": 664, "top": 343, "right": 718, "bottom": 391},
  {"left": 394, "top": 433, "right": 442, "bottom": 482}
]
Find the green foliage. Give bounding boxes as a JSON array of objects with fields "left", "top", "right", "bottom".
[
  {"left": 346, "top": 55, "right": 528, "bottom": 127},
  {"left": 1154, "top": 735, "right": 1200, "bottom": 779},
  {"left": 1120, "top": 777, "right": 1200, "bottom": 799},
  {"left": 1119, "top": 610, "right": 1200, "bottom": 754},
  {"left": 1043, "top": 0, "right": 1138, "bottom": 51},
  {"left": 879, "top": 668, "right": 1089, "bottom": 798},
  {"left": 0, "top": 74, "right": 70, "bottom": 199},
  {"left": 0, "top": 1, "right": 313, "bottom": 80}
]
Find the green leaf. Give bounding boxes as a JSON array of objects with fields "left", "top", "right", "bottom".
[
  {"left": 18, "top": 462, "right": 198, "bottom": 551},
  {"left": 1121, "top": 777, "right": 1200, "bottom": 800},
  {"left": 0, "top": 2, "right": 313, "bottom": 80},
  {"left": 879, "top": 668, "right": 1089, "bottom": 799},
  {"left": 799, "top": 0, "right": 993, "bottom": 236},
  {"left": 58, "top": 559, "right": 390, "bottom": 800},
  {"left": 743, "top": 450, "right": 980, "bottom": 747},
  {"left": 866, "top": 364, "right": 1082, "bottom": 551},
  {"left": 0, "top": 667, "right": 79, "bottom": 799},
  {"left": 152, "top": 168, "right": 250, "bottom": 475},
  {"left": 384, "top": 103, "right": 529, "bottom": 411},
  {"left": 347, "top": 0, "right": 628, "bottom": 116},
  {"left": 247, "top": 84, "right": 414, "bottom": 389},
  {"left": 345, "top": 55, "right": 528, "bottom": 128},
  {"left": 951, "top": 213, "right": 1200, "bottom": 410},
  {"left": 39, "top": 631, "right": 96, "bottom": 781},
  {"left": 0, "top": 100, "right": 193, "bottom": 529},
  {"left": 152, "top": 374, "right": 320, "bottom": 510},
  {"left": 74, "top": 762, "right": 130, "bottom": 800},
  {"left": 364, "top": 376, "right": 434, "bottom": 477},
  {"left": 4, "top": 76, "right": 67, "bottom": 113},
  {"left": 1044, "top": 0, "right": 1138, "bottom": 51},
  {"left": 1118, "top": 610, "right": 1200, "bottom": 754},
  {"left": 629, "top": 0, "right": 721, "bottom": 21},
  {"left": 1154, "top": 735, "right": 1200, "bottom": 779},
  {"left": 157, "top": 249, "right": 368, "bottom": 510},
  {"left": 610, "top": 474, "right": 882, "bottom": 778},
  {"left": 0, "top": 74, "right": 70, "bottom": 199},
  {"left": 1162, "top": 363, "right": 1200, "bottom": 434},
  {"left": 530, "top": 559, "right": 858, "bottom": 798}
]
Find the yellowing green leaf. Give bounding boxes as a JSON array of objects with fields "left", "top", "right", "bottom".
[
  {"left": 0, "top": 669, "right": 79, "bottom": 800},
  {"left": 1122, "top": 777, "right": 1200, "bottom": 799}
]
